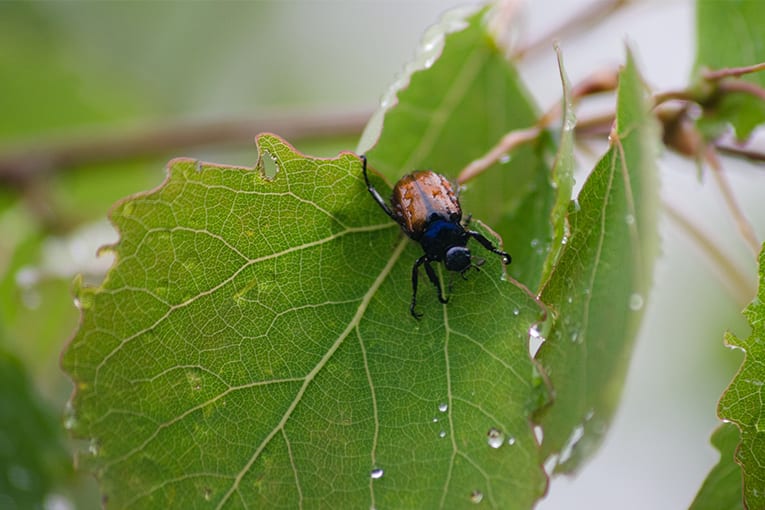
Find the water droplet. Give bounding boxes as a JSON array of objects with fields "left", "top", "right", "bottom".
[
  {"left": 512, "top": 308, "right": 520, "bottom": 316},
  {"left": 203, "top": 487, "right": 212, "bottom": 501},
  {"left": 433, "top": 417, "right": 438, "bottom": 423},
  {"left": 470, "top": 490, "right": 484, "bottom": 504},
  {"left": 15, "top": 267, "right": 38, "bottom": 288},
  {"left": 487, "top": 427, "right": 505, "bottom": 448},
  {"left": 625, "top": 214, "right": 636, "bottom": 225},
  {"left": 88, "top": 438, "right": 100, "bottom": 456},
  {"left": 438, "top": 403, "right": 448, "bottom": 413},
  {"left": 507, "top": 436, "right": 516, "bottom": 446},
  {"left": 7, "top": 464, "right": 32, "bottom": 490},
  {"left": 528, "top": 324, "right": 545, "bottom": 357},
  {"left": 558, "top": 424, "right": 585, "bottom": 465},
  {"left": 629, "top": 293, "right": 644, "bottom": 311},
  {"left": 530, "top": 238, "right": 540, "bottom": 248},
  {"left": 63, "top": 402, "right": 77, "bottom": 431},
  {"left": 561, "top": 235, "right": 569, "bottom": 245},
  {"left": 22, "top": 289, "right": 41, "bottom": 310},
  {"left": 44, "top": 493, "right": 75, "bottom": 510},
  {"left": 533, "top": 425, "right": 544, "bottom": 443},
  {"left": 570, "top": 331, "right": 580, "bottom": 343},
  {"left": 439, "top": 430, "right": 447, "bottom": 438},
  {"left": 499, "top": 153, "right": 512, "bottom": 164},
  {"left": 370, "top": 468, "right": 384, "bottom": 479}
]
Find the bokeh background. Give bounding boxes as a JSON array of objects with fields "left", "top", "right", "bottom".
[{"left": 1, "top": 1, "right": 761, "bottom": 508}]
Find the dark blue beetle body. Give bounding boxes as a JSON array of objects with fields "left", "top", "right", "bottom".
[{"left": 361, "top": 156, "right": 511, "bottom": 319}]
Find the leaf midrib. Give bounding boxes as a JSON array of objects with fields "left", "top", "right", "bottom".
[{"left": 215, "top": 237, "right": 409, "bottom": 509}]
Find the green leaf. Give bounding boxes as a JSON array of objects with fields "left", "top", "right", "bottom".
[
  {"left": 540, "top": 46, "right": 576, "bottom": 286},
  {"left": 689, "top": 422, "right": 744, "bottom": 510},
  {"left": 363, "top": 7, "right": 556, "bottom": 291},
  {"left": 62, "top": 134, "right": 547, "bottom": 509},
  {"left": 0, "top": 347, "right": 71, "bottom": 508},
  {"left": 534, "top": 49, "right": 661, "bottom": 472},
  {"left": 695, "top": 0, "right": 765, "bottom": 140},
  {"left": 718, "top": 243, "right": 765, "bottom": 509}
]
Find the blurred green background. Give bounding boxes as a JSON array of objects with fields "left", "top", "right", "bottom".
[{"left": 0, "top": 1, "right": 760, "bottom": 509}]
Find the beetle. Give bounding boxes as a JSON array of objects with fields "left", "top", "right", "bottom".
[{"left": 361, "top": 155, "right": 511, "bottom": 319}]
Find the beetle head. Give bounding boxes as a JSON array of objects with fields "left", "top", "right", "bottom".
[{"left": 444, "top": 246, "right": 471, "bottom": 272}]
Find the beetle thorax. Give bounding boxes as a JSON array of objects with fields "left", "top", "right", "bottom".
[{"left": 420, "top": 219, "right": 469, "bottom": 263}]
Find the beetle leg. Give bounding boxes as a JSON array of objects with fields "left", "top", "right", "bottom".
[
  {"left": 467, "top": 230, "right": 512, "bottom": 265},
  {"left": 361, "top": 155, "right": 397, "bottom": 222},
  {"left": 410, "top": 255, "right": 427, "bottom": 319},
  {"left": 423, "top": 259, "right": 448, "bottom": 304}
]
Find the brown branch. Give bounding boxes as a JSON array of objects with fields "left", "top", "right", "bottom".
[
  {"left": 704, "top": 145, "right": 761, "bottom": 257},
  {"left": 663, "top": 201, "right": 755, "bottom": 308},
  {"left": 0, "top": 108, "right": 372, "bottom": 187},
  {"left": 702, "top": 61, "right": 765, "bottom": 81},
  {"left": 717, "top": 79, "right": 765, "bottom": 102},
  {"left": 456, "top": 127, "right": 541, "bottom": 184},
  {"left": 715, "top": 138, "right": 765, "bottom": 162},
  {"left": 513, "top": 0, "right": 633, "bottom": 59}
]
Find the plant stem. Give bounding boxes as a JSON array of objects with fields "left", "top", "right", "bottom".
[
  {"left": 702, "top": 61, "right": 765, "bottom": 81},
  {"left": 703, "top": 146, "right": 761, "bottom": 257},
  {"left": 663, "top": 201, "right": 755, "bottom": 308},
  {"left": 513, "top": 0, "right": 633, "bottom": 59},
  {"left": 0, "top": 108, "right": 371, "bottom": 187},
  {"left": 456, "top": 127, "right": 541, "bottom": 184}
]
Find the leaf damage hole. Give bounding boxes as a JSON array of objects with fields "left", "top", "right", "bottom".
[{"left": 260, "top": 149, "right": 280, "bottom": 179}]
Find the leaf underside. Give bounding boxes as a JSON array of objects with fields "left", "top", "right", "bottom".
[
  {"left": 689, "top": 422, "right": 744, "bottom": 510},
  {"left": 534, "top": 49, "right": 660, "bottom": 473}
]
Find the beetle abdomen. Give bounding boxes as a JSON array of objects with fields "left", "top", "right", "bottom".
[{"left": 391, "top": 171, "right": 461, "bottom": 238}]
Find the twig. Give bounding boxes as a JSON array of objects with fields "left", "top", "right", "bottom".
[
  {"left": 717, "top": 79, "right": 765, "bottom": 102},
  {"left": 702, "top": 61, "right": 765, "bottom": 81},
  {"left": 715, "top": 138, "right": 765, "bottom": 163},
  {"left": 0, "top": 108, "right": 372, "bottom": 187},
  {"left": 456, "top": 127, "right": 541, "bottom": 184},
  {"left": 663, "top": 201, "right": 755, "bottom": 308},
  {"left": 513, "top": 0, "right": 633, "bottom": 59},
  {"left": 703, "top": 145, "right": 761, "bottom": 257}
]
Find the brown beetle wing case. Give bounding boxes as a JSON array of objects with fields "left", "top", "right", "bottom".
[{"left": 391, "top": 171, "right": 462, "bottom": 239}]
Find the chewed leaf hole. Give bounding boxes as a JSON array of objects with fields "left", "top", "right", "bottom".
[{"left": 260, "top": 149, "right": 280, "bottom": 179}]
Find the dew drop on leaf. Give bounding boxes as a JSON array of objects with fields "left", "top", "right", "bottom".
[
  {"left": 534, "top": 425, "right": 544, "bottom": 443},
  {"left": 470, "top": 490, "right": 484, "bottom": 504},
  {"left": 88, "top": 438, "right": 100, "bottom": 456},
  {"left": 487, "top": 427, "right": 505, "bottom": 448},
  {"left": 438, "top": 402, "right": 448, "bottom": 413},
  {"left": 63, "top": 402, "right": 77, "bottom": 431},
  {"left": 370, "top": 468, "right": 384, "bottom": 480},
  {"left": 629, "top": 293, "right": 644, "bottom": 311}
]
